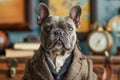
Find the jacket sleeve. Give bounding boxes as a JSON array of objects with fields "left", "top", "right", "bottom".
[
  {"left": 22, "top": 59, "right": 33, "bottom": 80},
  {"left": 87, "top": 59, "right": 98, "bottom": 80}
]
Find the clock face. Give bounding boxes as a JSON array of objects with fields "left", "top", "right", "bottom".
[{"left": 88, "top": 31, "right": 108, "bottom": 53}]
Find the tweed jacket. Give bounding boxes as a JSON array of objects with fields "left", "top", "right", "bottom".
[{"left": 22, "top": 44, "right": 97, "bottom": 80}]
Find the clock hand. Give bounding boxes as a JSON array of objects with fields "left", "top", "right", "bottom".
[
  {"left": 96, "top": 36, "right": 104, "bottom": 45},
  {"left": 97, "top": 39, "right": 101, "bottom": 44},
  {"left": 96, "top": 39, "right": 101, "bottom": 46}
]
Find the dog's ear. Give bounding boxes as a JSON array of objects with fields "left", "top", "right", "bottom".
[
  {"left": 69, "top": 5, "right": 82, "bottom": 28},
  {"left": 37, "top": 3, "right": 50, "bottom": 25}
]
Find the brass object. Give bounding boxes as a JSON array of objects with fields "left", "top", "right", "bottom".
[
  {"left": 8, "top": 59, "right": 18, "bottom": 78},
  {"left": 87, "top": 27, "right": 113, "bottom": 55}
]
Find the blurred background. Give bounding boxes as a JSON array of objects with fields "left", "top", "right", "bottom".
[
  {"left": 0, "top": 0, "right": 120, "bottom": 55},
  {"left": 0, "top": 0, "right": 120, "bottom": 80}
]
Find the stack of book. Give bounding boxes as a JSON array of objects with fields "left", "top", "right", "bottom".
[{"left": 5, "top": 43, "right": 40, "bottom": 58}]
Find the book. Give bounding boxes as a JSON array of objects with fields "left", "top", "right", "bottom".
[
  {"left": 5, "top": 49, "right": 35, "bottom": 58},
  {"left": 12, "top": 42, "right": 40, "bottom": 50}
]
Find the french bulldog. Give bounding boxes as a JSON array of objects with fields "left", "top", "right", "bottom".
[{"left": 23, "top": 3, "right": 97, "bottom": 80}]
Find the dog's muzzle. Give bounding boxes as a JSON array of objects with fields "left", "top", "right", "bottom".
[{"left": 46, "top": 30, "right": 71, "bottom": 50}]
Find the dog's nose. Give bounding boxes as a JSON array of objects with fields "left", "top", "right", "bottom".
[{"left": 54, "top": 30, "right": 63, "bottom": 36}]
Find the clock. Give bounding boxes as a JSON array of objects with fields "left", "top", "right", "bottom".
[{"left": 87, "top": 27, "right": 113, "bottom": 54}]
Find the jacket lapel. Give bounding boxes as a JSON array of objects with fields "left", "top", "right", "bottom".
[
  {"left": 32, "top": 50, "right": 54, "bottom": 80},
  {"left": 64, "top": 44, "right": 86, "bottom": 80}
]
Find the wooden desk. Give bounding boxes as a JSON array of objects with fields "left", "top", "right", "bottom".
[
  {"left": 88, "top": 56, "right": 120, "bottom": 80},
  {"left": 0, "top": 57, "right": 29, "bottom": 80},
  {"left": 1, "top": 56, "right": 120, "bottom": 80}
]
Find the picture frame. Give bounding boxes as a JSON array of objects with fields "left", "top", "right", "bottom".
[{"left": 0, "top": 0, "right": 34, "bottom": 31}]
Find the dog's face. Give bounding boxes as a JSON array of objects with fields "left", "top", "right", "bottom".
[
  {"left": 37, "top": 3, "right": 81, "bottom": 54},
  {"left": 40, "top": 16, "right": 76, "bottom": 52}
]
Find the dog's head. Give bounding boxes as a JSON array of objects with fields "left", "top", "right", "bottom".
[{"left": 37, "top": 3, "right": 81, "bottom": 54}]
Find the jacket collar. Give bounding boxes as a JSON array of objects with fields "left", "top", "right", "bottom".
[
  {"left": 32, "top": 44, "right": 86, "bottom": 80},
  {"left": 32, "top": 48, "right": 54, "bottom": 80},
  {"left": 64, "top": 44, "right": 86, "bottom": 80}
]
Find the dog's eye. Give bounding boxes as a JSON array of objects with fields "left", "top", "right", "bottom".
[
  {"left": 67, "top": 26, "right": 73, "bottom": 31},
  {"left": 69, "top": 27, "right": 73, "bottom": 31},
  {"left": 45, "top": 25, "right": 52, "bottom": 32}
]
